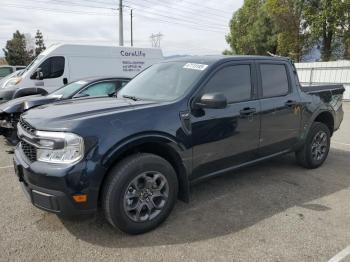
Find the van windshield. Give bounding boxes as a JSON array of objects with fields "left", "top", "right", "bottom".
[
  {"left": 48, "top": 80, "right": 87, "bottom": 99},
  {"left": 118, "top": 61, "right": 208, "bottom": 102}
]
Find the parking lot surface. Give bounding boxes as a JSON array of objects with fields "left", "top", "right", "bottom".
[{"left": 1, "top": 103, "right": 350, "bottom": 262}]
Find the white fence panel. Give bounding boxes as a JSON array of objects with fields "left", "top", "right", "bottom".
[{"left": 295, "top": 61, "right": 350, "bottom": 100}]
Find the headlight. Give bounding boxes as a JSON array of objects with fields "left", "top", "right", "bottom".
[
  {"left": 4, "top": 77, "right": 22, "bottom": 88},
  {"left": 35, "top": 131, "right": 84, "bottom": 164}
]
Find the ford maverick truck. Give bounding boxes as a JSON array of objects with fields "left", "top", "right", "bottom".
[{"left": 13, "top": 56, "right": 344, "bottom": 234}]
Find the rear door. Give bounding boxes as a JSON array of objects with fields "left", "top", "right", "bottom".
[
  {"left": 191, "top": 61, "right": 261, "bottom": 179},
  {"left": 257, "top": 61, "right": 302, "bottom": 156}
]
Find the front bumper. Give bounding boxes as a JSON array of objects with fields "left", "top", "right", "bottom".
[{"left": 13, "top": 146, "right": 98, "bottom": 216}]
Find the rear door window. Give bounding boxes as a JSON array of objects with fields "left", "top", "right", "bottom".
[
  {"left": 202, "top": 64, "right": 252, "bottom": 103},
  {"left": 260, "top": 64, "right": 289, "bottom": 98}
]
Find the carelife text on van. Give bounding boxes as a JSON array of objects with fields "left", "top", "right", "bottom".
[{"left": 3, "top": 44, "right": 163, "bottom": 92}]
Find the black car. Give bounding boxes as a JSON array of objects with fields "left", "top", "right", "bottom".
[
  {"left": 0, "top": 77, "right": 130, "bottom": 144},
  {"left": 14, "top": 56, "right": 344, "bottom": 234}
]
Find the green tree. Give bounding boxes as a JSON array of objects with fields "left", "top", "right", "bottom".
[
  {"left": 265, "top": 0, "right": 309, "bottom": 61},
  {"left": 340, "top": 0, "right": 350, "bottom": 59},
  {"left": 2, "top": 30, "right": 32, "bottom": 65},
  {"left": 226, "top": 0, "right": 277, "bottom": 56},
  {"left": 304, "top": 0, "right": 344, "bottom": 61},
  {"left": 222, "top": 49, "right": 234, "bottom": 55},
  {"left": 34, "top": 30, "right": 46, "bottom": 57}
]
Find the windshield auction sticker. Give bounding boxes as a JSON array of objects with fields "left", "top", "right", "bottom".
[{"left": 183, "top": 63, "right": 208, "bottom": 71}]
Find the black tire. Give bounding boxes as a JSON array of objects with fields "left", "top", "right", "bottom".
[
  {"left": 102, "top": 153, "right": 178, "bottom": 234},
  {"left": 295, "top": 122, "right": 331, "bottom": 169}
]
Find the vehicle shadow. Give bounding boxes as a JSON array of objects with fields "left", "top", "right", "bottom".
[{"left": 60, "top": 148, "right": 350, "bottom": 248}]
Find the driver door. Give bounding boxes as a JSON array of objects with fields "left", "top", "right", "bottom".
[
  {"left": 190, "top": 62, "right": 261, "bottom": 180},
  {"left": 31, "top": 56, "right": 68, "bottom": 91}
]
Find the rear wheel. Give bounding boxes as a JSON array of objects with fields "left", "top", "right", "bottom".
[
  {"left": 102, "top": 153, "right": 178, "bottom": 234},
  {"left": 296, "top": 122, "right": 330, "bottom": 169}
]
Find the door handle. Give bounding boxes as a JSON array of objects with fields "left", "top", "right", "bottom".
[
  {"left": 285, "top": 100, "right": 297, "bottom": 107},
  {"left": 240, "top": 107, "right": 256, "bottom": 116},
  {"left": 63, "top": 78, "right": 68, "bottom": 85}
]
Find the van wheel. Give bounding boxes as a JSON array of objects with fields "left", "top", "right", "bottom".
[
  {"left": 102, "top": 153, "right": 178, "bottom": 234},
  {"left": 295, "top": 122, "right": 330, "bottom": 169}
]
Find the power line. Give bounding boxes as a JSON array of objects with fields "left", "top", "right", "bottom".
[
  {"left": 135, "top": 13, "right": 226, "bottom": 34},
  {"left": 71, "top": 0, "right": 116, "bottom": 6},
  {"left": 79, "top": 0, "right": 234, "bottom": 17},
  {"left": 2, "top": 1, "right": 228, "bottom": 34},
  {"left": 124, "top": 0, "right": 227, "bottom": 29},
  {"left": 10, "top": 0, "right": 116, "bottom": 11},
  {"left": 6, "top": 0, "right": 229, "bottom": 31},
  {"left": 49, "top": 0, "right": 116, "bottom": 10},
  {"left": 75, "top": 0, "right": 231, "bottom": 28},
  {"left": 2, "top": 3, "right": 115, "bottom": 16},
  {"left": 178, "top": 0, "right": 234, "bottom": 15},
  {"left": 130, "top": 0, "right": 230, "bottom": 22}
]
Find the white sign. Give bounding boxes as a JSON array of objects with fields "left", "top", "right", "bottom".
[{"left": 183, "top": 63, "right": 208, "bottom": 71}]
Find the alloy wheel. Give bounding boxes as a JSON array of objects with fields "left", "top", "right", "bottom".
[{"left": 123, "top": 171, "right": 169, "bottom": 222}]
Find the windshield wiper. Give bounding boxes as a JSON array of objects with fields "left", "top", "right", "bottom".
[{"left": 122, "top": 95, "right": 142, "bottom": 101}]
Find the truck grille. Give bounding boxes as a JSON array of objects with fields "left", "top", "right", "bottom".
[
  {"left": 20, "top": 141, "right": 37, "bottom": 162},
  {"left": 19, "top": 118, "right": 37, "bottom": 162},
  {"left": 19, "top": 118, "right": 36, "bottom": 135}
]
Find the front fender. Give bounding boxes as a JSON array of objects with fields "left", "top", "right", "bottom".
[
  {"left": 100, "top": 132, "right": 191, "bottom": 202},
  {"left": 102, "top": 132, "right": 188, "bottom": 169}
]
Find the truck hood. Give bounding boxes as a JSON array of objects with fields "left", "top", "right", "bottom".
[
  {"left": 22, "top": 97, "right": 157, "bottom": 131},
  {"left": 0, "top": 95, "right": 59, "bottom": 114}
]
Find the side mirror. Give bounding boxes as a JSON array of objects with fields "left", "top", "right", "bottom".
[
  {"left": 35, "top": 68, "right": 44, "bottom": 80},
  {"left": 195, "top": 93, "right": 227, "bottom": 109}
]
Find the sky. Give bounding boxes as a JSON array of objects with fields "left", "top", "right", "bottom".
[{"left": 0, "top": 0, "right": 243, "bottom": 57}]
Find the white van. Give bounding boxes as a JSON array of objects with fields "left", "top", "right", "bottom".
[{"left": 3, "top": 44, "right": 163, "bottom": 92}]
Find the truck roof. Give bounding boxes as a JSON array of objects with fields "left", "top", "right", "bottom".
[{"left": 166, "top": 55, "right": 290, "bottom": 65}]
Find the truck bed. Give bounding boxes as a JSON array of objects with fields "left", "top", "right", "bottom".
[{"left": 301, "top": 84, "right": 345, "bottom": 95}]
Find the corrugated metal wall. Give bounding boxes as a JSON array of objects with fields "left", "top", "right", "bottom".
[{"left": 295, "top": 61, "right": 350, "bottom": 100}]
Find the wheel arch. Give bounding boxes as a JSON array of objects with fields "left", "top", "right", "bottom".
[
  {"left": 312, "top": 110, "right": 335, "bottom": 136},
  {"left": 99, "top": 134, "right": 191, "bottom": 203}
]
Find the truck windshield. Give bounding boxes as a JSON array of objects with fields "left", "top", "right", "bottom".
[
  {"left": 48, "top": 80, "right": 87, "bottom": 99},
  {"left": 119, "top": 61, "right": 208, "bottom": 102}
]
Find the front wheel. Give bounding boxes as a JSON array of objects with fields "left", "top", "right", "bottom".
[
  {"left": 102, "top": 153, "right": 178, "bottom": 234},
  {"left": 296, "top": 122, "right": 331, "bottom": 169}
]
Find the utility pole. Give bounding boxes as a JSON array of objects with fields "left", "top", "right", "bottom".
[
  {"left": 130, "top": 9, "right": 133, "bottom": 47},
  {"left": 119, "top": 0, "right": 124, "bottom": 46}
]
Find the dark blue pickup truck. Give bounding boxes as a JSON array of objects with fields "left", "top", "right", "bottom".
[{"left": 13, "top": 56, "right": 344, "bottom": 234}]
